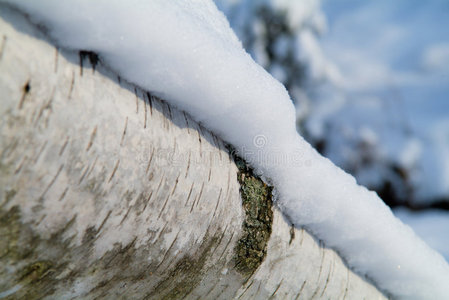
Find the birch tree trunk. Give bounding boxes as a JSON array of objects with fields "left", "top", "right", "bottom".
[{"left": 0, "top": 7, "right": 387, "bottom": 300}]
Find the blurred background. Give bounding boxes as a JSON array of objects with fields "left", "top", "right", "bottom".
[{"left": 215, "top": 0, "right": 449, "bottom": 261}]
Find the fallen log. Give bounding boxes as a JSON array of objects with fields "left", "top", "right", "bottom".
[{"left": 0, "top": 8, "right": 386, "bottom": 299}]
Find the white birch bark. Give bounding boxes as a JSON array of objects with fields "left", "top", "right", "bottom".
[{"left": 0, "top": 8, "right": 386, "bottom": 300}]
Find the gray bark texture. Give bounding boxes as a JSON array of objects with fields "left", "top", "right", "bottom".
[{"left": 0, "top": 8, "right": 387, "bottom": 300}]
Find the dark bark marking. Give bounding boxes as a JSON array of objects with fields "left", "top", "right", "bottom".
[
  {"left": 227, "top": 149, "right": 233, "bottom": 164},
  {"left": 211, "top": 134, "right": 218, "bottom": 148},
  {"left": 190, "top": 182, "right": 204, "bottom": 212},
  {"left": 86, "top": 126, "right": 97, "bottom": 152},
  {"left": 238, "top": 280, "right": 254, "bottom": 299},
  {"left": 158, "top": 175, "right": 178, "bottom": 219},
  {"left": 14, "top": 155, "right": 28, "bottom": 174},
  {"left": 35, "top": 214, "right": 47, "bottom": 226},
  {"left": 120, "top": 205, "right": 133, "bottom": 226},
  {"left": 211, "top": 224, "right": 228, "bottom": 255},
  {"left": 54, "top": 48, "right": 59, "bottom": 73},
  {"left": 216, "top": 284, "right": 231, "bottom": 299},
  {"left": 40, "top": 164, "right": 64, "bottom": 199},
  {"left": 212, "top": 188, "right": 222, "bottom": 218},
  {"left": 204, "top": 279, "right": 221, "bottom": 299},
  {"left": 58, "top": 187, "right": 69, "bottom": 202},
  {"left": 198, "top": 124, "right": 205, "bottom": 137},
  {"left": 171, "top": 175, "right": 180, "bottom": 196},
  {"left": 317, "top": 243, "right": 325, "bottom": 281},
  {"left": 218, "top": 232, "right": 234, "bottom": 260},
  {"left": 213, "top": 135, "right": 224, "bottom": 160},
  {"left": 219, "top": 148, "right": 223, "bottom": 161},
  {"left": 203, "top": 223, "right": 214, "bottom": 245},
  {"left": 167, "top": 103, "right": 173, "bottom": 120},
  {"left": 163, "top": 106, "right": 170, "bottom": 129},
  {"left": 343, "top": 269, "right": 350, "bottom": 300},
  {"left": 120, "top": 116, "right": 128, "bottom": 146},
  {"left": 184, "top": 182, "right": 194, "bottom": 207},
  {"left": 311, "top": 246, "right": 326, "bottom": 299},
  {"left": 134, "top": 87, "right": 139, "bottom": 114},
  {"left": 142, "top": 191, "right": 153, "bottom": 212},
  {"left": 18, "top": 79, "right": 31, "bottom": 109},
  {"left": 143, "top": 92, "right": 148, "bottom": 129},
  {"left": 159, "top": 248, "right": 184, "bottom": 276},
  {"left": 156, "top": 231, "right": 180, "bottom": 270},
  {"left": 153, "top": 173, "right": 165, "bottom": 199},
  {"left": 78, "top": 51, "right": 83, "bottom": 76},
  {"left": 108, "top": 159, "right": 120, "bottom": 183},
  {"left": 68, "top": 71, "right": 75, "bottom": 99},
  {"left": 185, "top": 151, "right": 191, "bottom": 178},
  {"left": 183, "top": 112, "right": 190, "bottom": 134},
  {"left": 294, "top": 281, "right": 307, "bottom": 300},
  {"left": 33, "top": 140, "right": 48, "bottom": 164},
  {"left": 157, "top": 194, "right": 171, "bottom": 220},
  {"left": 289, "top": 224, "right": 295, "bottom": 245},
  {"left": 104, "top": 236, "right": 138, "bottom": 268},
  {"left": 154, "top": 222, "right": 168, "bottom": 244},
  {"left": 85, "top": 156, "right": 98, "bottom": 178},
  {"left": 225, "top": 168, "right": 231, "bottom": 199},
  {"left": 79, "top": 156, "right": 98, "bottom": 184},
  {"left": 195, "top": 181, "right": 205, "bottom": 207},
  {"left": 59, "top": 136, "right": 69, "bottom": 156},
  {"left": 146, "top": 149, "right": 154, "bottom": 175},
  {"left": 269, "top": 279, "right": 283, "bottom": 299},
  {"left": 320, "top": 259, "right": 333, "bottom": 297},
  {"left": 146, "top": 92, "right": 153, "bottom": 116},
  {"left": 208, "top": 154, "right": 213, "bottom": 182},
  {"left": 198, "top": 131, "right": 202, "bottom": 158},
  {"left": 189, "top": 193, "right": 197, "bottom": 213},
  {"left": 35, "top": 90, "right": 54, "bottom": 125},
  {"left": 2, "top": 137, "right": 18, "bottom": 159},
  {"left": 78, "top": 164, "right": 90, "bottom": 184},
  {"left": 79, "top": 50, "right": 99, "bottom": 75}
]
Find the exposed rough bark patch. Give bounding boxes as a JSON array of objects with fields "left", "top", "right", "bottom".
[{"left": 231, "top": 152, "right": 273, "bottom": 276}]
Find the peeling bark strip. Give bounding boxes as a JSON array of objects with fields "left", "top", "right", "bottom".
[{"left": 0, "top": 9, "right": 386, "bottom": 300}]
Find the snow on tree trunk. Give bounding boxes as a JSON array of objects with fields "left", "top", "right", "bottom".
[{"left": 0, "top": 9, "right": 385, "bottom": 299}]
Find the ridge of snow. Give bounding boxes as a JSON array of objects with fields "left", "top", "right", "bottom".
[{"left": 2, "top": 1, "right": 449, "bottom": 299}]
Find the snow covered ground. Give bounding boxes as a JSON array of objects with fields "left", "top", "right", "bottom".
[{"left": 2, "top": 0, "right": 449, "bottom": 299}]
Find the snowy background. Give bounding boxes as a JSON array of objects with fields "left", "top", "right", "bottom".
[{"left": 215, "top": 0, "right": 449, "bottom": 261}]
